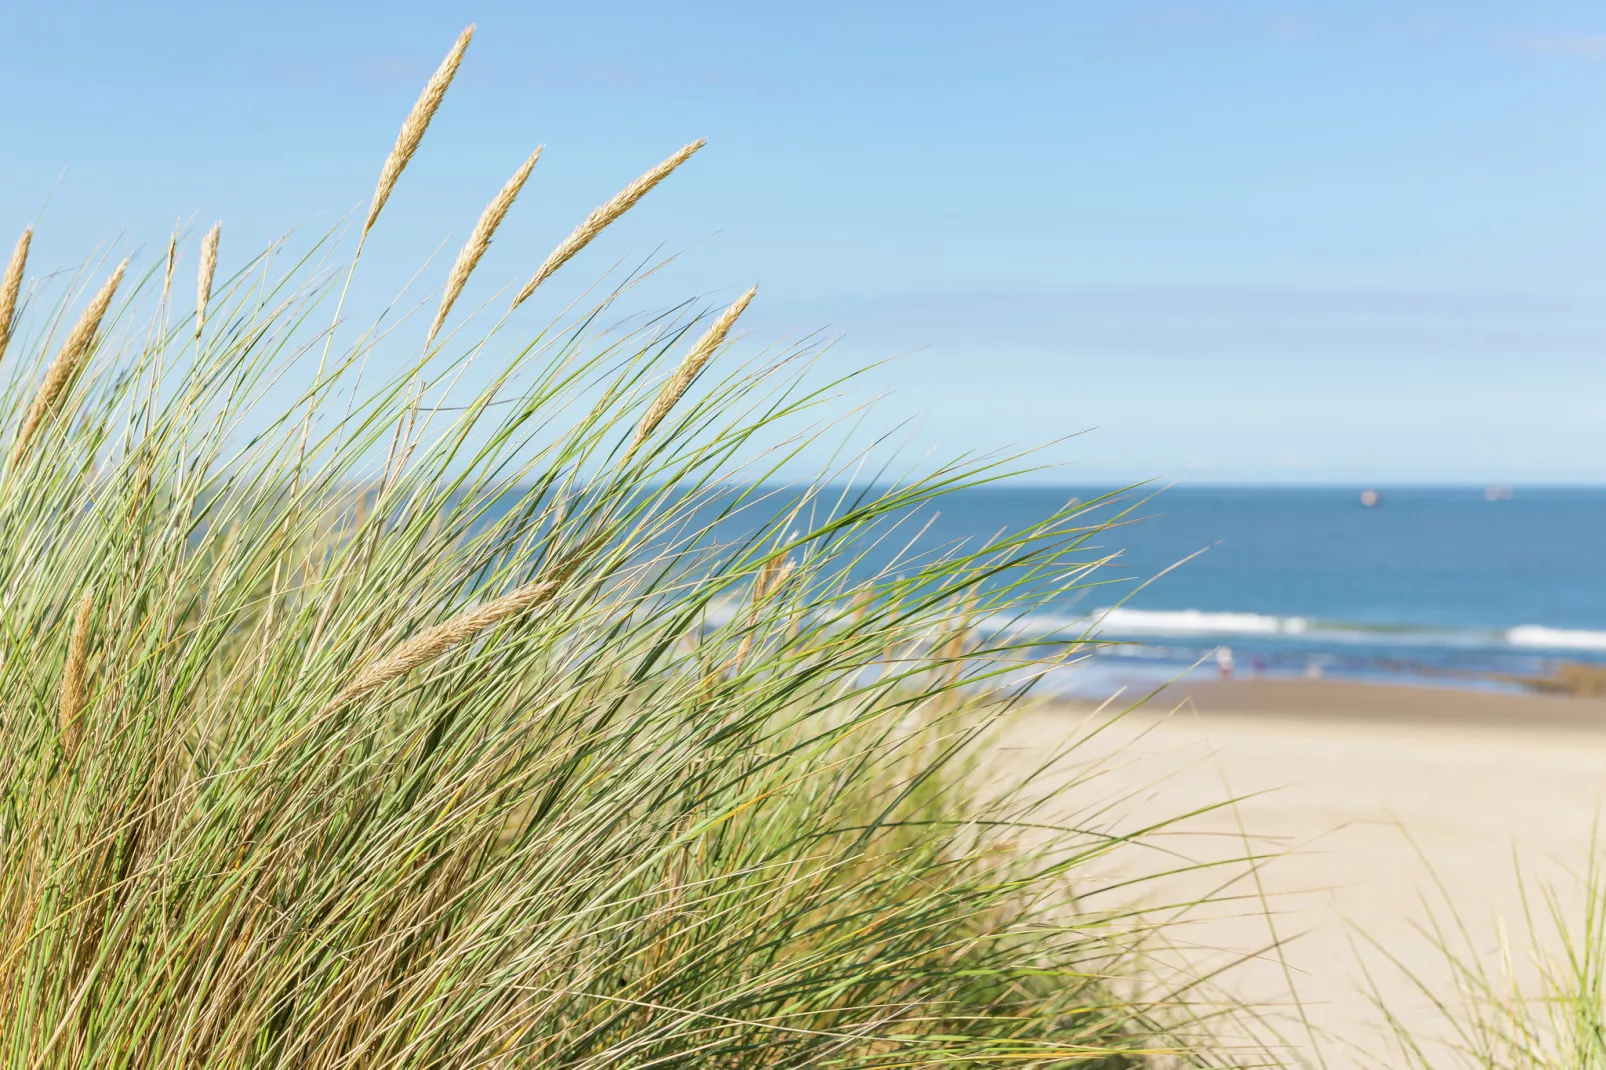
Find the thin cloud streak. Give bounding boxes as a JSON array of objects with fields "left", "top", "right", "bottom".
[{"left": 759, "top": 286, "right": 1606, "bottom": 362}]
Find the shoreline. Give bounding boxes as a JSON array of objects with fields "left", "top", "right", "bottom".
[{"left": 1074, "top": 676, "right": 1606, "bottom": 731}]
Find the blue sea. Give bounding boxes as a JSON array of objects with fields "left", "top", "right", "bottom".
[{"left": 849, "top": 485, "right": 1606, "bottom": 698}]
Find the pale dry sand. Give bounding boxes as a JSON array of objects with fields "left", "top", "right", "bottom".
[{"left": 997, "top": 680, "right": 1606, "bottom": 1067}]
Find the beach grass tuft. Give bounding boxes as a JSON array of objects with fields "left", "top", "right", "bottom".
[{"left": 0, "top": 30, "right": 1251, "bottom": 1067}]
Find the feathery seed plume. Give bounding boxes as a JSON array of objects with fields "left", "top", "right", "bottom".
[
  {"left": 324, "top": 553, "right": 584, "bottom": 714},
  {"left": 512, "top": 139, "right": 705, "bottom": 308},
  {"left": 59, "top": 594, "right": 92, "bottom": 761},
  {"left": 0, "top": 228, "right": 31, "bottom": 367},
  {"left": 633, "top": 285, "right": 756, "bottom": 446},
  {"left": 426, "top": 145, "right": 542, "bottom": 347},
  {"left": 195, "top": 222, "right": 220, "bottom": 338},
  {"left": 10, "top": 259, "right": 128, "bottom": 467},
  {"left": 364, "top": 25, "right": 474, "bottom": 239}
]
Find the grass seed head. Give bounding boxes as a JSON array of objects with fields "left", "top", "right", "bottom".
[
  {"left": 427, "top": 145, "right": 542, "bottom": 348},
  {"left": 0, "top": 226, "right": 31, "bottom": 366},
  {"left": 325, "top": 550, "right": 587, "bottom": 715},
  {"left": 754, "top": 554, "right": 794, "bottom": 604},
  {"left": 364, "top": 25, "right": 474, "bottom": 239},
  {"left": 512, "top": 139, "right": 705, "bottom": 308},
  {"left": 0, "top": 228, "right": 30, "bottom": 367},
  {"left": 58, "top": 594, "right": 92, "bottom": 761},
  {"left": 161, "top": 233, "right": 177, "bottom": 304},
  {"left": 633, "top": 285, "right": 757, "bottom": 447},
  {"left": 195, "top": 222, "right": 220, "bottom": 339},
  {"left": 11, "top": 258, "right": 128, "bottom": 467}
]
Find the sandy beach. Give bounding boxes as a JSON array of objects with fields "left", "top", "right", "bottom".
[{"left": 999, "top": 680, "right": 1606, "bottom": 1066}]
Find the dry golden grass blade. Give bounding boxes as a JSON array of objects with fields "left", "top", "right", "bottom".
[
  {"left": 511, "top": 139, "right": 705, "bottom": 308},
  {"left": 632, "top": 285, "right": 756, "bottom": 447},
  {"left": 0, "top": 228, "right": 31, "bottom": 367},
  {"left": 325, "top": 552, "right": 584, "bottom": 714},
  {"left": 426, "top": 145, "right": 543, "bottom": 347},
  {"left": 364, "top": 25, "right": 474, "bottom": 239},
  {"left": 10, "top": 259, "right": 128, "bottom": 468},
  {"left": 58, "top": 594, "right": 92, "bottom": 761},
  {"left": 195, "top": 222, "right": 220, "bottom": 339}
]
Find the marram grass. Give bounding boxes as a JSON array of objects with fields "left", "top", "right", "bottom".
[{"left": 0, "top": 30, "right": 1250, "bottom": 1069}]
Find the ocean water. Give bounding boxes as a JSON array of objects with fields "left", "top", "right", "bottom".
[
  {"left": 491, "top": 482, "right": 1606, "bottom": 697},
  {"left": 836, "top": 485, "right": 1606, "bottom": 697}
]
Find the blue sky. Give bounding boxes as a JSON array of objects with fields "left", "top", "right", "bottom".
[{"left": 5, "top": 1, "right": 1606, "bottom": 482}]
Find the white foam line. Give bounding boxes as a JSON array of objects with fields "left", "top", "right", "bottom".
[
  {"left": 1506, "top": 625, "right": 1606, "bottom": 651},
  {"left": 1093, "top": 607, "right": 1307, "bottom": 636}
]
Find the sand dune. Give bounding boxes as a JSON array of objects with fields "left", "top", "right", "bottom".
[{"left": 1001, "top": 680, "right": 1606, "bottom": 1066}]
